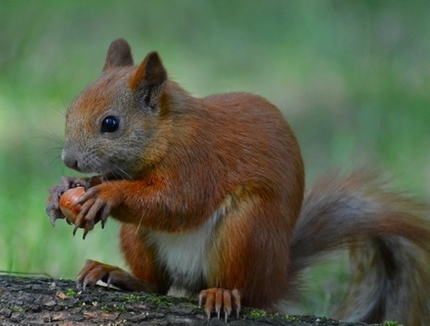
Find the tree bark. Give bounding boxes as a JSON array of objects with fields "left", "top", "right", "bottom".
[{"left": 0, "top": 275, "right": 369, "bottom": 325}]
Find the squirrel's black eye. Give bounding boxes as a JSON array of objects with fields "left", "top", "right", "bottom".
[{"left": 101, "top": 116, "right": 120, "bottom": 133}]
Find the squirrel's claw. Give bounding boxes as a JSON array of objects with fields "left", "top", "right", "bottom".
[
  {"left": 46, "top": 184, "right": 66, "bottom": 226},
  {"left": 46, "top": 203, "right": 66, "bottom": 227},
  {"left": 47, "top": 207, "right": 65, "bottom": 227},
  {"left": 71, "top": 185, "right": 112, "bottom": 238},
  {"left": 76, "top": 259, "right": 134, "bottom": 291},
  {"left": 199, "top": 288, "right": 240, "bottom": 321},
  {"left": 49, "top": 214, "right": 57, "bottom": 227}
]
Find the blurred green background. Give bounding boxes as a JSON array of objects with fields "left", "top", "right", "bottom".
[{"left": 1, "top": 0, "right": 430, "bottom": 317}]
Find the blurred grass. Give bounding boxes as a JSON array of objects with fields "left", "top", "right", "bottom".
[{"left": 1, "top": 0, "right": 430, "bottom": 317}]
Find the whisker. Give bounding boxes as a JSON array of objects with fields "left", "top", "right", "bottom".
[{"left": 52, "top": 78, "right": 68, "bottom": 116}]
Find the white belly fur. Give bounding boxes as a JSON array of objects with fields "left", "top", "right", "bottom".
[{"left": 147, "top": 206, "right": 225, "bottom": 296}]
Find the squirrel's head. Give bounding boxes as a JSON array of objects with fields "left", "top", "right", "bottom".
[{"left": 62, "top": 38, "right": 169, "bottom": 179}]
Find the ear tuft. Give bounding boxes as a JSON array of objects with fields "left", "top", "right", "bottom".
[
  {"left": 130, "top": 51, "right": 167, "bottom": 109},
  {"left": 103, "top": 38, "right": 134, "bottom": 71}
]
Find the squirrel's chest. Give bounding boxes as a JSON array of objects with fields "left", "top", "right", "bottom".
[{"left": 147, "top": 212, "right": 221, "bottom": 294}]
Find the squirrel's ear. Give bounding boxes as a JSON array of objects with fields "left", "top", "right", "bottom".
[
  {"left": 103, "top": 38, "right": 134, "bottom": 71},
  {"left": 130, "top": 51, "right": 167, "bottom": 110}
]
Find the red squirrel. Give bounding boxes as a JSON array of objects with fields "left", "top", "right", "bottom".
[{"left": 46, "top": 38, "right": 430, "bottom": 325}]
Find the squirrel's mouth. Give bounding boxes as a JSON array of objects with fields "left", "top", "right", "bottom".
[{"left": 100, "top": 172, "right": 132, "bottom": 181}]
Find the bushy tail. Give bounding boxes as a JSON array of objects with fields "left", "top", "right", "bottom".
[{"left": 289, "top": 169, "right": 430, "bottom": 325}]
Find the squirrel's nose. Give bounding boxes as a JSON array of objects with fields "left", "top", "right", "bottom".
[{"left": 62, "top": 150, "right": 80, "bottom": 171}]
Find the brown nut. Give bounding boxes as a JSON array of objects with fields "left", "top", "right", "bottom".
[{"left": 59, "top": 187, "right": 85, "bottom": 224}]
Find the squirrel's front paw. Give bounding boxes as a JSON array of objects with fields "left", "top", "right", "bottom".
[
  {"left": 199, "top": 288, "right": 241, "bottom": 321},
  {"left": 73, "top": 183, "right": 116, "bottom": 239},
  {"left": 46, "top": 176, "right": 92, "bottom": 226}
]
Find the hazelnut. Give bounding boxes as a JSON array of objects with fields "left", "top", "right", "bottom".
[{"left": 59, "top": 187, "right": 85, "bottom": 224}]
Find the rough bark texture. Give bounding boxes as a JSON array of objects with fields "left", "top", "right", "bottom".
[{"left": 0, "top": 275, "right": 369, "bottom": 326}]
